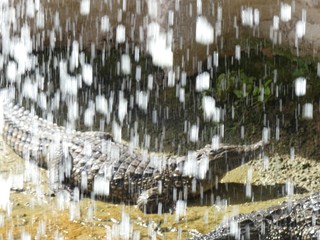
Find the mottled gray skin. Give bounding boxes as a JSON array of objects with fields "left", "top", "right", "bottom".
[
  {"left": 2, "top": 103, "right": 263, "bottom": 213},
  {"left": 193, "top": 192, "right": 320, "bottom": 240},
  {"left": 6, "top": 104, "right": 320, "bottom": 239}
]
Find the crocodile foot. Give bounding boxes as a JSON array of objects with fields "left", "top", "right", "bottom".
[{"left": 137, "top": 187, "right": 174, "bottom": 214}]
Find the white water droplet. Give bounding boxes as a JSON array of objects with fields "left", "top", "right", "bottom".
[
  {"left": 0, "top": 175, "right": 11, "bottom": 210},
  {"left": 280, "top": 3, "right": 292, "bottom": 22},
  {"left": 93, "top": 176, "right": 110, "bottom": 196},
  {"left": 6, "top": 61, "right": 17, "bottom": 83},
  {"left": 121, "top": 54, "right": 131, "bottom": 75},
  {"left": 167, "top": 70, "right": 175, "bottom": 87},
  {"left": 211, "top": 135, "right": 220, "bottom": 151},
  {"left": 84, "top": 105, "right": 95, "bottom": 127},
  {"left": 296, "top": 20, "right": 306, "bottom": 39},
  {"left": 116, "top": 24, "right": 126, "bottom": 43},
  {"left": 285, "top": 180, "right": 294, "bottom": 196},
  {"left": 175, "top": 200, "right": 186, "bottom": 222},
  {"left": 198, "top": 156, "right": 209, "bottom": 180},
  {"left": 254, "top": 9, "right": 260, "bottom": 26},
  {"left": 263, "top": 155, "right": 269, "bottom": 170},
  {"left": 290, "top": 147, "right": 295, "bottom": 160},
  {"left": 148, "top": 74, "right": 153, "bottom": 90},
  {"left": 262, "top": 127, "right": 270, "bottom": 144},
  {"left": 302, "top": 103, "right": 313, "bottom": 119},
  {"left": 136, "top": 91, "right": 149, "bottom": 112},
  {"left": 147, "top": 26, "right": 173, "bottom": 68},
  {"left": 26, "top": 0, "right": 35, "bottom": 18},
  {"left": 196, "top": 16, "right": 214, "bottom": 45},
  {"left": 80, "top": 0, "right": 90, "bottom": 15},
  {"left": 82, "top": 64, "right": 93, "bottom": 86},
  {"left": 189, "top": 125, "right": 199, "bottom": 143},
  {"left": 118, "top": 92, "right": 128, "bottom": 123},
  {"left": 295, "top": 77, "right": 306, "bottom": 96},
  {"left": 101, "top": 15, "right": 110, "bottom": 32},
  {"left": 245, "top": 183, "right": 252, "bottom": 198},
  {"left": 148, "top": 0, "right": 158, "bottom": 19},
  {"left": 96, "top": 95, "right": 109, "bottom": 116},
  {"left": 112, "top": 121, "right": 122, "bottom": 143},
  {"left": 135, "top": 66, "right": 141, "bottom": 81},
  {"left": 179, "top": 88, "right": 185, "bottom": 103},
  {"left": 241, "top": 7, "right": 253, "bottom": 27},
  {"left": 184, "top": 151, "right": 197, "bottom": 177},
  {"left": 196, "top": 72, "right": 210, "bottom": 92},
  {"left": 273, "top": 15, "right": 280, "bottom": 31},
  {"left": 235, "top": 45, "right": 241, "bottom": 61}
]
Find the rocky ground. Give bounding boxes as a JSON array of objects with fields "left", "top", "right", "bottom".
[{"left": 222, "top": 154, "right": 320, "bottom": 194}]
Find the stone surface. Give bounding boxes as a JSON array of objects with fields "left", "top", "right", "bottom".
[{"left": 22, "top": 0, "right": 320, "bottom": 75}]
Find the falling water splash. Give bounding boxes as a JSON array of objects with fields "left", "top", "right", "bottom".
[{"left": 0, "top": 0, "right": 319, "bottom": 239}]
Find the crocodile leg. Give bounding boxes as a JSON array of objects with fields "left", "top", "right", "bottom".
[{"left": 137, "top": 187, "right": 165, "bottom": 213}]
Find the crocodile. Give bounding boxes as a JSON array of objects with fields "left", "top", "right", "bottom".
[
  {"left": 6, "top": 101, "right": 320, "bottom": 238},
  {"left": 193, "top": 192, "right": 320, "bottom": 240},
  {"left": 1, "top": 101, "right": 263, "bottom": 213}
]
